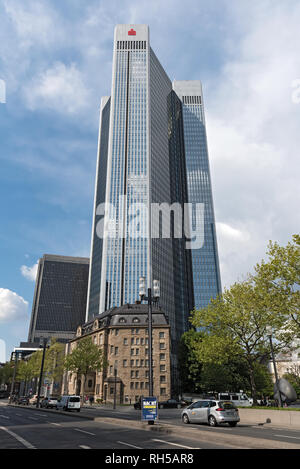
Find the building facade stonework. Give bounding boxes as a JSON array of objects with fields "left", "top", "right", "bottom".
[{"left": 63, "top": 304, "right": 171, "bottom": 403}]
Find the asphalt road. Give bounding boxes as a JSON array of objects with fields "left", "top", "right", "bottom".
[
  {"left": 1, "top": 402, "right": 300, "bottom": 449},
  {"left": 0, "top": 405, "right": 227, "bottom": 449}
]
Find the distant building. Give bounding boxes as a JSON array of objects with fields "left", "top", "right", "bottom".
[
  {"left": 63, "top": 303, "right": 171, "bottom": 403},
  {"left": 28, "top": 254, "right": 89, "bottom": 344}
]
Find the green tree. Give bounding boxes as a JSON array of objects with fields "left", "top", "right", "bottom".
[
  {"left": 254, "top": 234, "right": 300, "bottom": 336},
  {"left": 191, "top": 280, "right": 292, "bottom": 403},
  {"left": 178, "top": 329, "right": 204, "bottom": 393},
  {"left": 45, "top": 340, "right": 65, "bottom": 383},
  {"left": 64, "top": 337, "right": 107, "bottom": 401},
  {"left": 0, "top": 362, "right": 14, "bottom": 388}
]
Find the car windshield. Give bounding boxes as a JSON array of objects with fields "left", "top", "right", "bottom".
[
  {"left": 69, "top": 397, "right": 80, "bottom": 402},
  {"left": 218, "top": 401, "right": 236, "bottom": 409}
]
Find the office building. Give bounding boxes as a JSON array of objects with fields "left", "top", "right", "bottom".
[
  {"left": 86, "top": 25, "right": 221, "bottom": 387},
  {"left": 28, "top": 254, "right": 89, "bottom": 344}
]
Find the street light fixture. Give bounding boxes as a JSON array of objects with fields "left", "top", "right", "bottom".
[
  {"left": 36, "top": 338, "right": 49, "bottom": 409},
  {"left": 139, "top": 277, "right": 160, "bottom": 425},
  {"left": 266, "top": 326, "right": 282, "bottom": 407}
]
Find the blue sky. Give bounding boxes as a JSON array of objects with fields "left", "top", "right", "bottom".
[{"left": 0, "top": 0, "right": 300, "bottom": 360}]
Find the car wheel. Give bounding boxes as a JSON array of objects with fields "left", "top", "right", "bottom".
[
  {"left": 182, "top": 414, "right": 190, "bottom": 424},
  {"left": 229, "top": 422, "right": 237, "bottom": 427},
  {"left": 208, "top": 415, "right": 217, "bottom": 427}
]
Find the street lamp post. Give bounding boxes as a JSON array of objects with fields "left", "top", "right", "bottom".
[
  {"left": 266, "top": 327, "right": 282, "bottom": 408},
  {"left": 36, "top": 338, "right": 48, "bottom": 409},
  {"left": 113, "top": 364, "right": 117, "bottom": 410},
  {"left": 139, "top": 277, "right": 160, "bottom": 424}
]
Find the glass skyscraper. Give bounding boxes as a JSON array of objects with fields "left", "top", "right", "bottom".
[{"left": 87, "top": 25, "right": 221, "bottom": 384}]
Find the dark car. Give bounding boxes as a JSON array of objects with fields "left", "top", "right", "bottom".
[
  {"left": 158, "top": 399, "right": 184, "bottom": 409},
  {"left": 17, "top": 396, "right": 29, "bottom": 405}
]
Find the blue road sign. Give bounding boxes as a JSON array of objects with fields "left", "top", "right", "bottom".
[{"left": 141, "top": 397, "right": 158, "bottom": 421}]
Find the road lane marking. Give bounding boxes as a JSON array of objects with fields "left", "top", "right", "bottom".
[
  {"left": 117, "top": 441, "right": 142, "bottom": 449},
  {"left": 74, "top": 428, "right": 96, "bottom": 436},
  {"left": 152, "top": 439, "right": 201, "bottom": 449},
  {"left": 79, "top": 445, "right": 91, "bottom": 449},
  {"left": 0, "top": 415, "right": 9, "bottom": 419},
  {"left": 274, "top": 434, "right": 300, "bottom": 440},
  {"left": 0, "top": 426, "right": 36, "bottom": 449},
  {"left": 48, "top": 422, "right": 61, "bottom": 426},
  {"left": 28, "top": 417, "right": 38, "bottom": 421}
]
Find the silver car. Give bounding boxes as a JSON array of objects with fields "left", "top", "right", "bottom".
[{"left": 181, "top": 399, "right": 240, "bottom": 427}]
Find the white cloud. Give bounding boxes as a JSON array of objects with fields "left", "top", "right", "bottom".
[
  {"left": 24, "top": 62, "right": 90, "bottom": 114},
  {"left": 0, "top": 289, "right": 29, "bottom": 323},
  {"left": 20, "top": 262, "right": 38, "bottom": 282},
  {"left": 205, "top": 1, "right": 300, "bottom": 287}
]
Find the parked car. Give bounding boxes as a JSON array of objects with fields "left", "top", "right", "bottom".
[
  {"left": 158, "top": 399, "right": 184, "bottom": 409},
  {"left": 181, "top": 399, "right": 240, "bottom": 427},
  {"left": 40, "top": 396, "right": 58, "bottom": 409},
  {"left": 56, "top": 395, "right": 81, "bottom": 412},
  {"left": 17, "top": 396, "right": 29, "bottom": 405},
  {"left": 216, "top": 392, "right": 252, "bottom": 407}
]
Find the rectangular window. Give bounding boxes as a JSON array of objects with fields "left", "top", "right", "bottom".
[
  {"left": 160, "top": 388, "right": 166, "bottom": 395},
  {"left": 123, "top": 338, "right": 128, "bottom": 345},
  {"left": 159, "top": 332, "right": 165, "bottom": 339},
  {"left": 160, "top": 364, "right": 166, "bottom": 372},
  {"left": 115, "top": 347, "right": 119, "bottom": 355},
  {"left": 160, "top": 375, "right": 166, "bottom": 383},
  {"left": 123, "top": 360, "right": 127, "bottom": 367},
  {"left": 159, "top": 343, "right": 165, "bottom": 350},
  {"left": 160, "top": 354, "right": 166, "bottom": 361}
]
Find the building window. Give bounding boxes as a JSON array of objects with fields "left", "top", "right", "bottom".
[
  {"left": 135, "top": 382, "right": 139, "bottom": 389},
  {"left": 124, "top": 338, "right": 128, "bottom": 345},
  {"left": 110, "top": 345, "right": 114, "bottom": 354},
  {"left": 130, "top": 382, "right": 134, "bottom": 390},
  {"left": 131, "top": 370, "right": 135, "bottom": 378},
  {"left": 160, "top": 375, "right": 166, "bottom": 383},
  {"left": 141, "top": 338, "right": 144, "bottom": 345},
  {"left": 160, "top": 354, "right": 166, "bottom": 361},
  {"left": 115, "top": 346, "right": 119, "bottom": 355},
  {"left": 159, "top": 343, "right": 165, "bottom": 350},
  {"left": 136, "top": 338, "right": 140, "bottom": 345},
  {"left": 115, "top": 329, "right": 119, "bottom": 336},
  {"left": 100, "top": 335, "right": 103, "bottom": 345},
  {"left": 88, "top": 380, "right": 93, "bottom": 388},
  {"left": 160, "top": 364, "right": 166, "bottom": 372},
  {"left": 131, "top": 348, "right": 134, "bottom": 356},
  {"left": 131, "top": 338, "right": 134, "bottom": 345},
  {"left": 135, "top": 371, "right": 139, "bottom": 378},
  {"left": 123, "top": 359, "right": 127, "bottom": 367},
  {"left": 135, "top": 348, "right": 139, "bottom": 355},
  {"left": 130, "top": 360, "right": 134, "bottom": 367},
  {"left": 119, "top": 317, "right": 126, "bottom": 324},
  {"left": 160, "top": 388, "right": 166, "bottom": 395},
  {"left": 159, "top": 332, "right": 165, "bottom": 339},
  {"left": 133, "top": 317, "right": 140, "bottom": 323}
]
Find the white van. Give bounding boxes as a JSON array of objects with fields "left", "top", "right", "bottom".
[
  {"left": 217, "top": 392, "right": 252, "bottom": 407},
  {"left": 56, "top": 395, "right": 81, "bottom": 412}
]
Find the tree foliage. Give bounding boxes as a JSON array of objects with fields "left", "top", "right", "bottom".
[
  {"left": 64, "top": 337, "right": 107, "bottom": 398},
  {"left": 254, "top": 234, "right": 300, "bottom": 336}
]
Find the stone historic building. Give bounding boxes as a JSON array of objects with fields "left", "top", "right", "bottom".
[{"left": 62, "top": 303, "right": 171, "bottom": 403}]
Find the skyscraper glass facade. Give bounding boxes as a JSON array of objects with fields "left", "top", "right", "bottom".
[
  {"left": 173, "top": 81, "right": 222, "bottom": 309},
  {"left": 87, "top": 26, "right": 221, "bottom": 388}
]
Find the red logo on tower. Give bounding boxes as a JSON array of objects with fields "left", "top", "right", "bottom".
[{"left": 128, "top": 28, "right": 136, "bottom": 36}]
